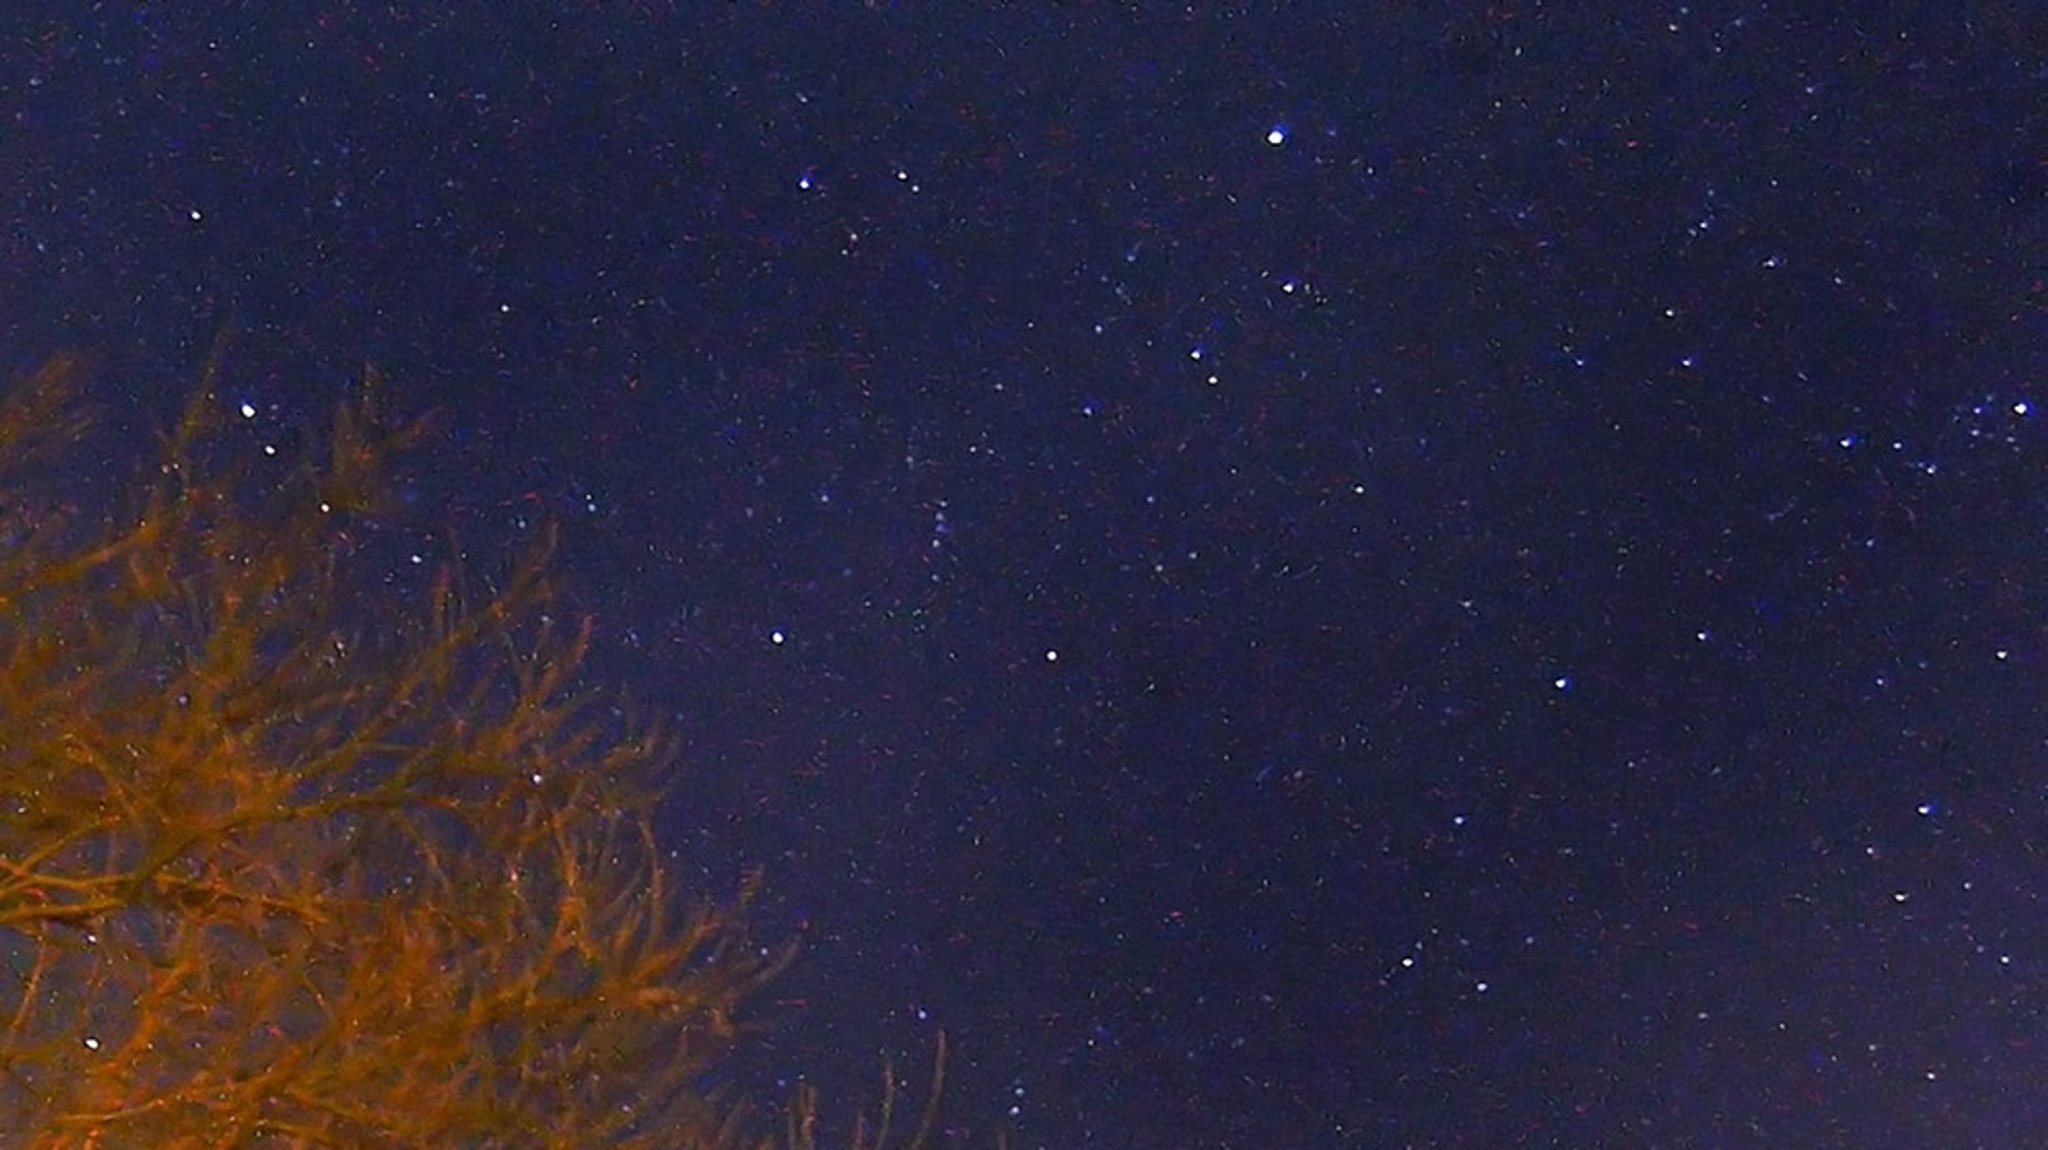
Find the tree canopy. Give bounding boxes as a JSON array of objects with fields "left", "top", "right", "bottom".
[{"left": 0, "top": 349, "right": 933, "bottom": 1148}]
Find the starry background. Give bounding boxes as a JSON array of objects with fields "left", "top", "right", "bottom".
[{"left": 4, "top": 5, "right": 2047, "bottom": 1147}]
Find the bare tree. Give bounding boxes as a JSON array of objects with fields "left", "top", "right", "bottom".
[{"left": 0, "top": 348, "right": 851, "bottom": 1148}]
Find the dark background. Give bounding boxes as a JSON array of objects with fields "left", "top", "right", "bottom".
[{"left": 4, "top": 5, "right": 2047, "bottom": 1146}]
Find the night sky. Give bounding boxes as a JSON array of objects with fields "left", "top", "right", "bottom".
[{"left": 5, "top": 6, "right": 2048, "bottom": 1147}]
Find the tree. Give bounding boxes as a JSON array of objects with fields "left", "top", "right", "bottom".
[{"left": 0, "top": 347, "right": 913, "bottom": 1148}]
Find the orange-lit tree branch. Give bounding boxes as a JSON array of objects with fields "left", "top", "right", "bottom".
[{"left": 0, "top": 351, "right": 800, "bottom": 1149}]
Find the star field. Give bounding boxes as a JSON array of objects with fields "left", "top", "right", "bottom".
[{"left": 3, "top": 6, "right": 2046, "bottom": 1147}]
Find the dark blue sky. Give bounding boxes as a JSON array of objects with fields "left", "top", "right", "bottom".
[{"left": 5, "top": 6, "right": 2047, "bottom": 1146}]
